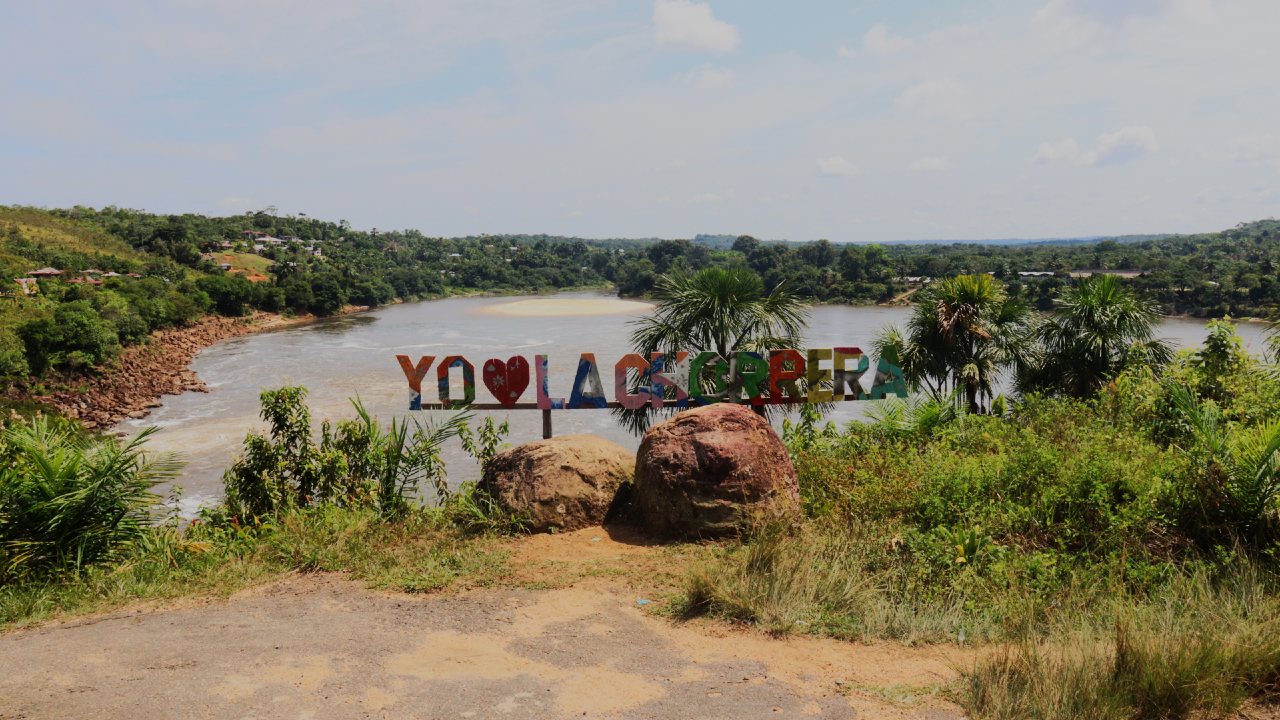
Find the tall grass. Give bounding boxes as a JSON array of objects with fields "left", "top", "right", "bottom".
[
  {"left": 0, "top": 417, "right": 180, "bottom": 581},
  {"left": 681, "top": 520, "right": 1011, "bottom": 644},
  {"left": 965, "top": 567, "right": 1280, "bottom": 720}
]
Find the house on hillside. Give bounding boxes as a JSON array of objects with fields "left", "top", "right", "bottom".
[
  {"left": 27, "top": 267, "right": 63, "bottom": 278},
  {"left": 1068, "top": 269, "right": 1146, "bottom": 279},
  {"left": 14, "top": 278, "right": 38, "bottom": 295}
]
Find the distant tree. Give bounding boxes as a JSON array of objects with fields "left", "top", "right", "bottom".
[
  {"left": 798, "top": 239, "right": 836, "bottom": 268},
  {"left": 196, "top": 275, "right": 255, "bottom": 316},
  {"left": 646, "top": 239, "right": 695, "bottom": 273},
  {"left": 0, "top": 328, "right": 29, "bottom": 377},
  {"left": 308, "top": 272, "right": 347, "bottom": 316},
  {"left": 732, "top": 235, "right": 760, "bottom": 254},
  {"left": 19, "top": 301, "right": 121, "bottom": 375}
]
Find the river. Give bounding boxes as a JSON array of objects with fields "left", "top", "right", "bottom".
[{"left": 114, "top": 292, "right": 1270, "bottom": 514}]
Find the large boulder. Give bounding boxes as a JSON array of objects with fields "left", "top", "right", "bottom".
[
  {"left": 631, "top": 403, "right": 801, "bottom": 539},
  {"left": 479, "top": 434, "right": 634, "bottom": 533}
]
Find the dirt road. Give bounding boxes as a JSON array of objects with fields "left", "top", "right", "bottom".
[{"left": 0, "top": 530, "right": 968, "bottom": 720}]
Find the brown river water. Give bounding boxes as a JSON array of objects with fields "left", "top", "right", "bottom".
[{"left": 111, "top": 292, "right": 1269, "bottom": 514}]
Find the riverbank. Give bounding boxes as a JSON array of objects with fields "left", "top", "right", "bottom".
[{"left": 9, "top": 306, "right": 370, "bottom": 430}]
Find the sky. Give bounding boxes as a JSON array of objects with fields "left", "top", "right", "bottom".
[{"left": 1, "top": 0, "right": 1278, "bottom": 242}]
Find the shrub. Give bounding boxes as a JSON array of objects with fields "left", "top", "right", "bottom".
[
  {"left": 0, "top": 327, "right": 28, "bottom": 378},
  {"left": 222, "top": 387, "right": 470, "bottom": 522},
  {"left": 0, "top": 418, "right": 181, "bottom": 580},
  {"left": 1166, "top": 386, "right": 1280, "bottom": 548}
]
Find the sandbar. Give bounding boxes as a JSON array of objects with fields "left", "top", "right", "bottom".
[{"left": 478, "top": 297, "right": 653, "bottom": 317}]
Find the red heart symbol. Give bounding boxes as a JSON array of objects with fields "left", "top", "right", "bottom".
[{"left": 482, "top": 356, "right": 530, "bottom": 408}]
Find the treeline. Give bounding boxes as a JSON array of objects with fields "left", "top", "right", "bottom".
[
  {"left": 5, "top": 205, "right": 1280, "bottom": 384},
  {"left": 33, "top": 207, "right": 1280, "bottom": 318},
  {"left": 626, "top": 222, "right": 1280, "bottom": 315},
  {"left": 49, "top": 206, "right": 626, "bottom": 312}
]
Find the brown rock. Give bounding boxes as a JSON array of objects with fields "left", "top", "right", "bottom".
[
  {"left": 479, "top": 435, "right": 634, "bottom": 533},
  {"left": 631, "top": 404, "right": 801, "bottom": 540}
]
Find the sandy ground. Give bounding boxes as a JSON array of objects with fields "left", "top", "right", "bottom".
[
  {"left": 0, "top": 529, "right": 969, "bottom": 720},
  {"left": 478, "top": 297, "right": 654, "bottom": 317}
]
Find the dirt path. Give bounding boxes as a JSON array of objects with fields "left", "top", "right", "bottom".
[{"left": 0, "top": 530, "right": 970, "bottom": 720}]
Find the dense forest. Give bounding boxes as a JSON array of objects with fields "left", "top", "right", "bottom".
[{"left": 2, "top": 204, "right": 1279, "bottom": 383}]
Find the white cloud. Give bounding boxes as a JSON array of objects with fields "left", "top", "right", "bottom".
[
  {"left": 863, "top": 23, "right": 913, "bottom": 54},
  {"left": 1088, "top": 126, "right": 1159, "bottom": 166},
  {"left": 836, "top": 43, "right": 857, "bottom": 59},
  {"left": 816, "top": 156, "right": 858, "bottom": 177},
  {"left": 684, "top": 64, "right": 735, "bottom": 90},
  {"left": 1033, "top": 138, "right": 1082, "bottom": 165},
  {"left": 897, "top": 78, "right": 973, "bottom": 120},
  {"left": 1212, "top": 134, "right": 1280, "bottom": 168},
  {"left": 690, "top": 192, "right": 724, "bottom": 204},
  {"left": 910, "top": 156, "right": 951, "bottom": 172},
  {"left": 1032, "top": 0, "right": 1213, "bottom": 49},
  {"left": 4, "top": 0, "right": 1280, "bottom": 242},
  {"left": 653, "top": 0, "right": 740, "bottom": 53},
  {"left": 1034, "top": 127, "right": 1158, "bottom": 167}
]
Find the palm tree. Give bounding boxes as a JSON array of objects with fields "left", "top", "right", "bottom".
[
  {"left": 0, "top": 418, "right": 182, "bottom": 580},
  {"left": 1024, "top": 274, "right": 1170, "bottom": 398},
  {"left": 617, "top": 267, "right": 809, "bottom": 433},
  {"left": 874, "top": 274, "right": 1035, "bottom": 414}
]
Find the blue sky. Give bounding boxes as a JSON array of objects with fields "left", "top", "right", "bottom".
[{"left": 2, "top": 0, "right": 1277, "bottom": 241}]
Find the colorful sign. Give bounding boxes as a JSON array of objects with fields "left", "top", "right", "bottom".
[{"left": 397, "top": 348, "right": 906, "bottom": 410}]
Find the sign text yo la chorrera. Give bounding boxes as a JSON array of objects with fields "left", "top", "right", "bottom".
[{"left": 396, "top": 347, "right": 907, "bottom": 410}]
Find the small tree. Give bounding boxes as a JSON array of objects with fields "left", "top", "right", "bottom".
[
  {"left": 1024, "top": 275, "right": 1170, "bottom": 398},
  {"left": 875, "top": 274, "right": 1035, "bottom": 413}
]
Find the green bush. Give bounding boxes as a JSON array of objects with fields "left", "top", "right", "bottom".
[
  {"left": 0, "top": 418, "right": 181, "bottom": 580},
  {"left": 91, "top": 289, "right": 148, "bottom": 344},
  {"left": 196, "top": 274, "right": 255, "bottom": 316},
  {"left": 222, "top": 386, "right": 469, "bottom": 522},
  {"left": 18, "top": 300, "right": 121, "bottom": 375},
  {"left": 795, "top": 397, "right": 1178, "bottom": 565},
  {"left": 0, "top": 327, "right": 28, "bottom": 378}
]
